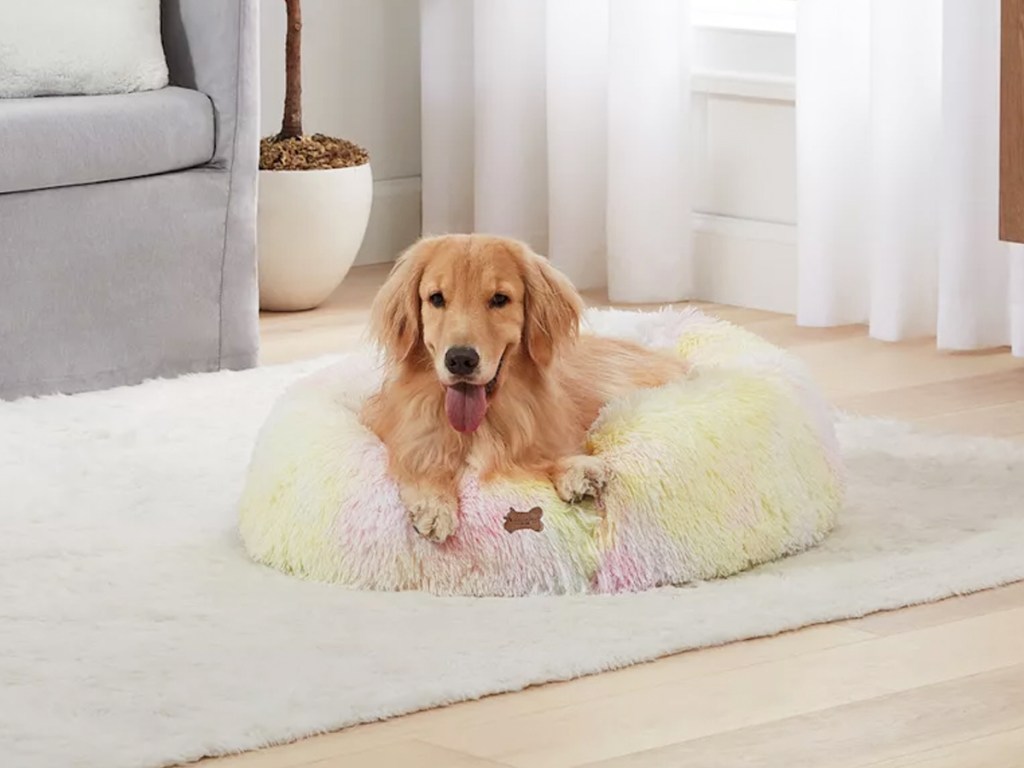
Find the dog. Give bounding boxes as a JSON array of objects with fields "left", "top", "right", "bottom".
[{"left": 360, "top": 234, "right": 689, "bottom": 542}]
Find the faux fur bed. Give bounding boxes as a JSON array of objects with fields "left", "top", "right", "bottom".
[{"left": 238, "top": 308, "right": 844, "bottom": 595}]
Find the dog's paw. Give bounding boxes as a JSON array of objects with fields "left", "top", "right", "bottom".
[
  {"left": 406, "top": 494, "right": 459, "bottom": 543},
  {"left": 553, "top": 455, "right": 611, "bottom": 505}
]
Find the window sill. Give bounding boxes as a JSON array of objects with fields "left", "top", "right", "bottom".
[
  {"left": 691, "top": 0, "right": 796, "bottom": 93},
  {"left": 692, "top": 0, "right": 797, "bottom": 35}
]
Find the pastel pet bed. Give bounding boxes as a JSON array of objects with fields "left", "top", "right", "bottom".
[{"left": 238, "top": 309, "right": 844, "bottom": 596}]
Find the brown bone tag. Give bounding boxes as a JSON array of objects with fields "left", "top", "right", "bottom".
[{"left": 504, "top": 506, "right": 544, "bottom": 533}]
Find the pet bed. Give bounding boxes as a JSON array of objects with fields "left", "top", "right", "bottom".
[{"left": 238, "top": 308, "right": 844, "bottom": 596}]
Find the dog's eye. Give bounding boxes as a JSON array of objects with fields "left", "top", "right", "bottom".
[
  {"left": 489, "top": 293, "right": 510, "bottom": 308},
  {"left": 428, "top": 292, "right": 445, "bottom": 308}
]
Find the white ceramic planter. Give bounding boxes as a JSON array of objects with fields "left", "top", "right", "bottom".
[{"left": 257, "top": 163, "right": 373, "bottom": 311}]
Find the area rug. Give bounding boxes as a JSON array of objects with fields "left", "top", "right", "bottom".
[{"left": 2, "top": 311, "right": 1023, "bottom": 768}]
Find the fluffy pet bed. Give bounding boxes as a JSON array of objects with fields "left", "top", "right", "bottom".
[{"left": 238, "top": 309, "right": 844, "bottom": 596}]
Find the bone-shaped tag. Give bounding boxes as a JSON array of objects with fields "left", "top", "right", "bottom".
[{"left": 504, "top": 506, "right": 544, "bottom": 533}]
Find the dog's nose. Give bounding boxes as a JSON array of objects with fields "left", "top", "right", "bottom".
[{"left": 445, "top": 346, "right": 480, "bottom": 376}]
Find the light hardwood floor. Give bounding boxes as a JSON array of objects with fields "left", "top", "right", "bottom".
[{"left": 202, "top": 264, "right": 1024, "bottom": 768}]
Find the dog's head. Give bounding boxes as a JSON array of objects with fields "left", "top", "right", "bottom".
[{"left": 370, "top": 234, "right": 583, "bottom": 433}]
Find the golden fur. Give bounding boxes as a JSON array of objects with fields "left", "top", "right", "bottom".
[{"left": 360, "top": 234, "right": 688, "bottom": 541}]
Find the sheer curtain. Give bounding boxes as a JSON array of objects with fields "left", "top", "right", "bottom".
[
  {"left": 797, "top": 0, "right": 1024, "bottom": 355},
  {"left": 419, "top": 0, "right": 694, "bottom": 303}
]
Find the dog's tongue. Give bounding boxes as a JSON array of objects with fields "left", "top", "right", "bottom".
[{"left": 445, "top": 383, "right": 488, "bottom": 433}]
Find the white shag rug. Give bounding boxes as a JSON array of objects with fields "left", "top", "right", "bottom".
[{"left": 2, "top": 311, "right": 1024, "bottom": 768}]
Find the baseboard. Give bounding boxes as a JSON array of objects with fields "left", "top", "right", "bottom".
[
  {"left": 355, "top": 176, "right": 422, "bottom": 266},
  {"left": 693, "top": 213, "right": 797, "bottom": 314}
]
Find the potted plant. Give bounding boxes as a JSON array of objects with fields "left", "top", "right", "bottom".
[{"left": 257, "top": 0, "right": 373, "bottom": 311}]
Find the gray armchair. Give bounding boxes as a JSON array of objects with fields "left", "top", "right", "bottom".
[{"left": 0, "top": 0, "right": 259, "bottom": 400}]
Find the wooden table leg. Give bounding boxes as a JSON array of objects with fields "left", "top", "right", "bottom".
[{"left": 1001, "top": 0, "right": 1024, "bottom": 242}]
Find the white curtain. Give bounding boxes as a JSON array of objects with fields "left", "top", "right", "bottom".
[
  {"left": 419, "top": 0, "right": 694, "bottom": 303},
  {"left": 797, "top": 0, "right": 1024, "bottom": 356}
]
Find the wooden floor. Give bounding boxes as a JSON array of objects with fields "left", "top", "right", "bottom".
[{"left": 205, "top": 265, "right": 1024, "bottom": 768}]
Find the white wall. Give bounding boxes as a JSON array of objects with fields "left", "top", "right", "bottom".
[
  {"left": 260, "top": 0, "right": 422, "bottom": 266},
  {"left": 690, "top": 22, "right": 797, "bottom": 312},
  {"left": 260, "top": 2, "right": 800, "bottom": 312}
]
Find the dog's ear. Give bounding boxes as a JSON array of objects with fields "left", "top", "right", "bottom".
[
  {"left": 522, "top": 249, "right": 583, "bottom": 367},
  {"left": 370, "top": 243, "right": 425, "bottom": 363}
]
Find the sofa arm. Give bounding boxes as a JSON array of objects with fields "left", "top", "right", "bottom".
[
  {"left": 161, "top": 0, "right": 260, "bottom": 370},
  {"left": 161, "top": 0, "right": 259, "bottom": 169}
]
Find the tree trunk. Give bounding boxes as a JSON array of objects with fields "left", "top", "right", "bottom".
[{"left": 280, "top": 0, "right": 303, "bottom": 139}]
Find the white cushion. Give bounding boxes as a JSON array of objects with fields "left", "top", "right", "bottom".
[{"left": 0, "top": 0, "right": 168, "bottom": 98}]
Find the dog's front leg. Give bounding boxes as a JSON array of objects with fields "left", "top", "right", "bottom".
[
  {"left": 550, "top": 454, "right": 611, "bottom": 507},
  {"left": 400, "top": 480, "right": 459, "bottom": 543}
]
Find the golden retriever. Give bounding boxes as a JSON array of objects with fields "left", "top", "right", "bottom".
[{"left": 360, "top": 234, "right": 688, "bottom": 542}]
